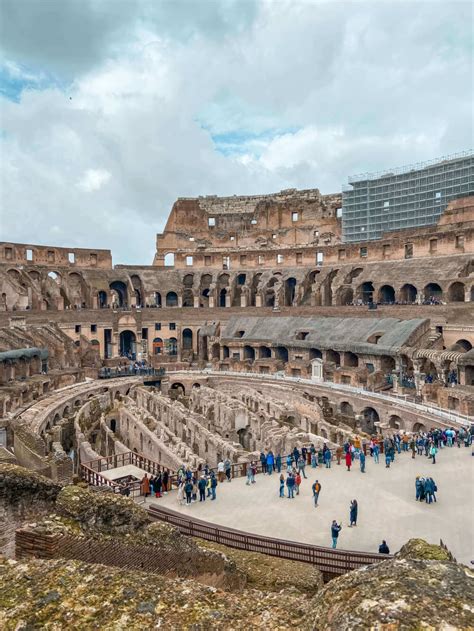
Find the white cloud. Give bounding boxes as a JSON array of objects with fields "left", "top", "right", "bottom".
[
  {"left": 77, "top": 169, "right": 112, "bottom": 193},
  {"left": 0, "top": 0, "right": 471, "bottom": 263}
]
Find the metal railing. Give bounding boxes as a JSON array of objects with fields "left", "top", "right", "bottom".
[
  {"left": 167, "top": 369, "right": 472, "bottom": 426},
  {"left": 148, "top": 504, "right": 388, "bottom": 578},
  {"left": 98, "top": 367, "right": 165, "bottom": 379}
]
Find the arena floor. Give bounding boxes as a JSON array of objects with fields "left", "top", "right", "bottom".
[{"left": 153, "top": 447, "right": 474, "bottom": 564}]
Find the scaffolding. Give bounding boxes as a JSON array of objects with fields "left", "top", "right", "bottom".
[{"left": 342, "top": 151, "right": 474, "bottom": 242}]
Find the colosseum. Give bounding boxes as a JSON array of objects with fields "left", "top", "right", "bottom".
[{"left": 1, "top": 152, "right": 474, "bottom": 588}]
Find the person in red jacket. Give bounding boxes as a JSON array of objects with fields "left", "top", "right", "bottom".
[{"left": 345, "top": 450, "right": 352, "bottom": 471}]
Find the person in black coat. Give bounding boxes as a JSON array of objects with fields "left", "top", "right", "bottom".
[{"left": 379, "top": 540, "right": 390, "bottom": 554}]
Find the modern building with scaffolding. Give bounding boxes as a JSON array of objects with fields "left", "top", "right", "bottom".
[{"left": 341, "top": 151, "right": 474, "bottom": 242}]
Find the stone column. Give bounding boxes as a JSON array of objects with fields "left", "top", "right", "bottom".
[
  {"left": 225, "top": 294, "right": 231, "bottom": 308},
  {"left": 255, "top": 295, "right": 262, "bottom": 307},
  {"left": 193, "top": 295, "right": 200, "bottom": 308}
]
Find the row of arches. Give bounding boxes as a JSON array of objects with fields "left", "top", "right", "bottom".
[{"left": 337, "top": 281, "right": 472, "bottom": 305}]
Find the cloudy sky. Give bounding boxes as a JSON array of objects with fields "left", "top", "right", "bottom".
[{"left": 0, "top": 0, "right": 472, "bottom": 264}]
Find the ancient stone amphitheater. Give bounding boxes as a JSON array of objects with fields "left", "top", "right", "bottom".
[{"left": 1, "top": 157, "right": 473, "bottom": 628}]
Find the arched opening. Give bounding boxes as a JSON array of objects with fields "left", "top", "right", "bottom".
[
  {"left": 109, "top": 281, "right": 128, "bottom": 308},
  {"left": 424, "top": 283, "right": 443, "bottom": 302},
  {"left": 259, "top": 346, "right": 271, "bottom": 359},
  {"left": 237, "top": 427, "right": 251, "bottom": 450},
  {"left": 47, "top": 271, "right": 61, "bottom": 284},
  {"left": 98, "top": 290, "right": 107, "bottom": 308},
  {"left": 389, "top": 415, "right": 402, "bottom": 429},
  {"left": 110, "top": 419, "right": 117, "bottom": 432},
  {"left": 451, "top": 339, "right": 472, "bottom": 352},
  {"left": 340, "top": 401, "right": 354, "bottom": 417},
  {"left": 219, "top": 288, "right": 227, "bottom": 307},
  {"left": 200, "top": 274, "right": 213, "bottom": 308},
  {"left": 154, "top": 292, "right": 162, "bottom": 307},
  {"left": 326, "top": 349, "right": 341, "bottom": 366},
  {"left": 337, "top": 287, "right": 354, "bottom": 306},
  {"left": 119, "top": 330, "right": 136, "bottom": 358},
  {"left": 166, "top": 291, "right": 178, "bottom": 307},
  {"left": 164, "top": 253, "right": 175, "bottom": 267},
  {"left": 309, "top": 348, "right": 322, "bottom": 360},
  {"left": 344, "top": 351, "right": 358, "bottom": 367},
  {"left": 182, "top": 328, "right": 193, "bottom": 351},
  {"left": 250, "top": 273, "right": 262, "bottom": 306},
  {"left": 275, "top": 346, "right": 289, "bottom": 362},
  {"left": 222, "top": 345, "right": 229, "bottom": 359},
  {"left": 130, "top": 274, "right": 144, "bottom": 307},
  {"left": 167, "top": 337, "right": 178, "bottom": 356},
  {"left": 170, "top": 382, "right": 185, "bottom": 396},
  {"left": 413, "top": 422, "right": 426, "bottom": 433},
  {"left": 380, "top": 356, "right": 396, "bottom": 373},
  {"left": 152, "top": 337, "right": 163, "bottom": 355},
  {"left": 378, "top": 285, "right": 395, "bottom": 304},
  {"left": 357, "top": 281, "right": 374, "bottom": 304},
  {"left": 182, "top": 275, "right": 194, "bottom": 308},
  {"left": 243, "top": 345, "right": 255, "bottom": 361},
  {"left": 360, "top": 407, "right": 379, "bottom": 433},
  {"left": 284, "top": 277, "right": 297, "bottom": 306},
  {"left": 192, "top": 382, "right": 201, "bottom": 389},
  {"left": 399, "top": 284, "right": 417, "bottom": 303},
  {"left": 447, "top": 282, "right": 465, "bottom": 302}
]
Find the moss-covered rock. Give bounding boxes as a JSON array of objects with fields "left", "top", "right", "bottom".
[
  {"left": 0, "top": 464, "right": 61, "bottom": 503},
  {"left": 396, "top": 538, "right": 452, "bottom": 561},
  {"left": 197, "top": 539, "right": 323, "bottom": 595},
  {"left": 55, "top": 485, "right": 150, "bottom": 534},
  {"left": 0, "top": 557, "right": 312, "bottom": 630},
  {"left": 310, "top": 550, "right": 474, "bottom": 630}
]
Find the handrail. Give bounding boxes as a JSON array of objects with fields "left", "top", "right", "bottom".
[
  {"left": 165, "top": 369, "right": 472, "bottom": 426},
  {"left": 148, "top": 503, "right": 389, "bottom": 578}
]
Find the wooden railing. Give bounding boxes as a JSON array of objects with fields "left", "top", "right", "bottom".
[{"left": 148, "top": 503, "right": 388, "bottom": 579}]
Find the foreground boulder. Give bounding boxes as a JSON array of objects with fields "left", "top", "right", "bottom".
[{"left": 311, "top": 539, "right": 474, "bottom": 630}]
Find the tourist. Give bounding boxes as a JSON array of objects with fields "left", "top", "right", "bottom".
[
  {"left": 385, "top": 447, "right": 391, "bottom": 468},
  {"left": 373, "top": 440, "right": 380, "bottom": 464},
  {"left": 430, "top": 442, "right": 438, "bottom": 464},
  {"left": 251, "top": 461, "right": 257, "bottom": 483},
  {"left": 177, "top": 481, "right": 185, "bottom": 505},
  {"left": 276, "top": 453, "right": 282, "bottom": 473},
  {"left": 295, "top": 471, "right": 302, "bottom": 495},
  {"left": 345, "top": 449, "right": 352, "bottom": 471},
  {"left": 286, "top": 454, "right": 292, "bottom": 470},
  {"left": 198, "top": 475, "right": 206, "bottom": 502},
  {"left": 286, "top": 473, "right": 295, "bottom": 499},
  {"left": 425, "top": 477, "right": 437, "bottom": 503},
  {"left": 141, "top": 473, "right": 150, "bottom": 498},
  {"left": 266, "top": 450, "right": 275, "bottom": 475},
  {"left": 402, "top": 433, "right": 409, "bottom": 452},
  {"left": 310, "top": 443, "right": 317, "bottom": 467},
  {"left": 312, "top": 479, "right": 321, "bottom": 507},
  {"left": 184, "top": 479, "right": 193, "bottom": 504},
  {"left": 297, "top": 454, "right": 307, "bottom": 478},
  {"left": 163, "top": 469, "right": 169, "bottom": 494},
  {"left": 349, "top": 499, "right": 358, "bottom": 527},
  {"left": 379, "top": 540, "right": 390, "bottom": 554},
  {"left": 331, "top": 520, "right": 342, "bottom": 549},
  {"left": 154, "top": 472, "right": 162, "bottom": 498},
  {"left": 409, "top": 437, "right": 416, "bottom": 459},
  {"left": 217, "top": 459, "right": 225, "bottom": 482},
  {"left": 323, "top": 446, "right": 331, "bottom": 469},
  {"left": 279, "top": 473, "right": 285, "bottom": 498},
  {"left": 246, "top": 463, "right": 253, "bottom": 485},
  {"left": 359, "top": 450, "right": 366, "bottom": 473},
  {"left": 224, "top": 458, "right": 232, "bottom": 482},
  {"left": 260, "top": 451, "right": 267, "bottom": 473},
  {"left": 335, "top": 445, "right": 343, "bottom": 465},
  {"left": 210, "top": 472, "right": 217, "bottom": 500},
  {"left": 206, "top": 474, "right": 212, "bottom": 497}
]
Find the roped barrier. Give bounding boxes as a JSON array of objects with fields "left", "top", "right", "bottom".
[{"left": 148, "top": 503, "right": 388, "bottom": 579}]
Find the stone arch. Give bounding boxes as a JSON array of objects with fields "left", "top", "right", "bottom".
[
  {"left": 250, "top": 273, "right": 262, "bottom": 306},
  {"left": 222, "top": 345, "right": 229, "bottom": 359},
  {"left": 152, "top": 337, "right": 163, "bottom": 355},
  {"left": 356, "top": 281, "right": 374, "bottom": 304},
  {"left": 47, "top": 271, "right": 61, "bottom": 284},
  {"left": 399, "top": 284, "right": 418, "bottom": 303},
  {"left": 166, "top": 291, "right": 178, "bottom": 307},
  {"left": 243, "top": 345, "right": 255, "bottom": 361},
  {"left": 154, "top": 292, "right": 162, "bottom": 307},
  {"left": 424, "top": 282, "right": 443, "bottom": 301},
  {"left": 447, "top": 281, "right": 465, "bottom": 302},
  {"left": 164, "top": 253, "right": 175, "bottom": 267},
  {"left": 119, "top": 330, "right": 136, "bottom": 357},
  {"left": 450, "top": 339, "right": 472, "bottom": 352},
  {"left": 284, "top": 277, "right": 297, "bottom": 306},
  {"left": 182, "top": 328, "right": 193, "bottom": 351},
  {"left": 413, "top": 422, "right": 426, "bottom": 433},
  {"left": 109, "top": 281, "right": 128, "bottom": 308},
  {"left": 344, "top": 351, "right": 358, "bottom": 367},
  {"left": 337, "top": 286, "right": 354, "bottom": 306},
  {"left": 344, "top": 267, "right": 364, "bottom": 284},
  {"left": 130, "top": 274, "right": 144, "bottom": 307},
  {"left": 259, "top": 346, "right": 272, "bottom": 359},
  {"left": 275, "top": 346, "right": 289, "bottom": 362},
  {"left": 170, "top": 382, "right": 186, "bottom": 396},
  {"left": 380, "top": 356, "right": 396, "bottom": 372},
  {"left": 98, "top": 290, "right": 108, "bottom": 308},
  {"left": 360, "top": 407, "right": 379, "bottom": 433},
  {"left": 340, "top": 401, "right": 354, "bottom": 417},
  {"left": 309, "top": 348, "right": 322, "bottom": 360},
  {"left": 167, "top": 337, "right": 177, "bottom": 355},
  {"left": 389, "top": 414, "right": 403, "bottom": 429},
  {"left": 200, "top": 274, "right": 213, "bottom": 307},
  {"left": 378, "top": 284, "right": 395, "bottom": 304},
  {"left": 326, "top": 349, "right": 341, "bottom": 366}
]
